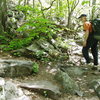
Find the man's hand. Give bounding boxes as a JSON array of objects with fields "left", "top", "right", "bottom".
[{"left": 83, "top": 41, "right": 87, "bottom": 47}]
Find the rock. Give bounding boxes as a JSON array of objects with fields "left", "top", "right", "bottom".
[
  {"left": 96, "top": 85, "right": 100, "bottom": 98},
  {"left": 0, "top": 78, "right": 31, "bottom": 100},
  {"left": 27, "top": 43, "right": 49, "bottom": 58},
  {"left": 19, "top": 80, "right": 61, "bottom": 100},
  {"left": 36, "top": 39, "right": 60, "bottom": 57},
  {"left": 89, "top": 79, "right": 100, "bottom": 98},
  {"left": 57, "top": 53, "right": 69, "bottom": 61},
  {"left": 0, "top": 59, "right": 34, "bottom": 77},
  {"left": 4, "top": 81, "right": 31, "bottom": 100},
  {"left": 65, "top": 67, "right": 86, "bottom": 77},
  {"left": 0, "top": 78, "right": 5, "bottom": 100},
  {"left": 53, "top": 38, "right": 69, "bottom": 50},
  {"left": 75, "top": 90, "right": 84, "bottom": 97},
  {"left": 12, "top": 96, "right": 31, "bottom": 100},
  {"left": 36, "top": 39, "right": 55, "bottom": 51},
  {"left": 54, "top": 70, "right": 79, "bottom": 94},
  {"left": 27, "top": 42, "right": 42, "bottom": 52}
]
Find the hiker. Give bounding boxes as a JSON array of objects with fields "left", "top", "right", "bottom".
[{"left": 78, "top": 14, "right": 98, "bottom": 69}]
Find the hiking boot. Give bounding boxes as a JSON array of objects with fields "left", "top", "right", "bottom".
[
  {"left": 85, "top": 63, "right": 93, "bottom": 67},
  {"left": 82, "top": 63, "right": 93, "bottom": 70},
  {"left": 91, "top": 67, "right": 98, "bottom": 70},
  {"left": 91, "top": 65, "right": 99, "bottom": 70}
]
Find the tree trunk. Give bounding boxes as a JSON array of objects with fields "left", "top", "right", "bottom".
[
  {"left": 24, "top": 0, "right": 27, "bottom": 5},
  {"left": 33, "top": 0, "right": 35, "bottom": 8},
  {"left": 66, "top": 0, "right": 79, "bottom": 29},
  {"left": 0, "top": 0, "right": 7, "bottom": 33},
  {"left": 67, "top": 0, "right": 72, "bottom": 28},
  {"left": 27, "top": 0, "right": 30, "bottom": 5},
  {"left": 67, "top": 12, "right": 72, "bottom": 28},
  {"left": 91, "top": 0, "right": 96, "bottom": 19}
]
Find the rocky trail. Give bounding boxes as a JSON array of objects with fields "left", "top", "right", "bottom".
[
  {"left": 0, "top": 50, "right": 100, "bottom": 100},
  {"left": 0, "top": 41, "right": 100, "bottom": 100}
]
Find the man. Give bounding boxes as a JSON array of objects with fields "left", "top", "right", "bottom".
[{"left": 78, "top": 14, "right": 98, "bottom": 69}]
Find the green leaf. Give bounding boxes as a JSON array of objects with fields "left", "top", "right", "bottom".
[
  {"left": 82, "top": 1, "right": 90, "bottom": 5},
  {"left": 32, "top": 62, "right": 39, "bottom": 73}
]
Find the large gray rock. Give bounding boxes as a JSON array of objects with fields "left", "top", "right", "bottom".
[
  {"left": 0, "top": 78, "right": 31, "bottom": 100},
  {"left": 65, "top": 67, "right": 86, "bottom": 77},
  {"left": 89, "top": 79, "right": 100, "bottom": 98},
  {"left": 27, "top": 42, "right": 42, "bottom": 52},
  {"left": 55, "top": 70, "right": 80, "bottom": 94},
  {"left": 0, "top": 59, "right": 34, "bottom": 77},
  {"left": 0, "top": 78, "right": 5, "bottom": 100},
  {"left": 36, "top": 39, "right": 55, "bottom": 51},
  {"left": 27, "top": 43, "right": 49, "bottom": 58},
  {"left": 20, "top": 80, "right": 61, "bottom": 100},
  {"left": 5, "top": 81, "right": 31, "bottom": 100},
  {"left": 36, "top": 39, "right": 60, "bottom": 57}
]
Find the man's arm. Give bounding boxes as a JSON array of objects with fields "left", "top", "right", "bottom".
[{"left": 83, "top": 30, "right": 89, "bottom": 47}]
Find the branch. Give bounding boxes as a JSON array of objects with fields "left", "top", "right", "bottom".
[
  {"left": 67, "top": 0, "right": 70, "bottom": 13},
  {"left": 38, "top": 0, "right": 45, "bottom": 18},
  {"left": 38, "top": 0, "right": 43, "bottom": 9},
  {"left": 42, "top": 0, "right": 56, "bottom": 11},
  {"left": 71, "top": 0, "right": 79, "bottom": 12}
]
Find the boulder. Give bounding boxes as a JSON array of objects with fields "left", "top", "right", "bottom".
[
  {"left": 54, "top": 70, "right": 80, "bottom": 94},
  {"left": 20, "top": 80, "right": 61, "bottom": 100},
  {"left": 89, "top": 79, "right": 100, "bottom": 98},
  {"left": 27, "top": 43, "right": 49, "bottom": 58},
  {"left": 36, "top": 39, "right": 60, "bottom": 57},
  {"left": 0, "top": 78, "right": 5, "bottom": 100},
  {"left": 36, "top": 39, "right": 55, "bottom": 51},
  {"left": 65, "top": 67, "right": 86, "bottom": 77},
  {"left": 0, "top": 78, "right": 31, "bottom": 100},
  {"left": 4, "top": 81, "right": 31, "bottom": 100},
  {"left": 0, "top": 59, "right": 34, "bottom": 77},
  {"left": 27, "top": 42, "right": 42, "bottom": 52}
]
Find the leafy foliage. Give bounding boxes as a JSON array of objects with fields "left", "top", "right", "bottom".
[
  {"left": 1, "top": 0, "right": 100, "bottom": 53},
  {"left": 81, "top": 1, "right": 90, "bottom": 5},
  {"left": 3, "top": 37, "right": 32, "bottom": 51},
  {"left": 16, "top": 5, "right": 60, "bottom": 38},
  {"left": 32, "top": 62, "right": 39, "bottom": 73},
  {"left": 17, "top": 17, "right": 58, "bottom": 39},
  {"left": 1, "top": 5, "right": 60, "bottom": 51},
  {"left": 0, "top": 35, "right": 9, "bottom": 44}
]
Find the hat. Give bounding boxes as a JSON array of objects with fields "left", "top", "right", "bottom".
[{"left": 78, "top": 14, "right": 87, "bottom": 19}]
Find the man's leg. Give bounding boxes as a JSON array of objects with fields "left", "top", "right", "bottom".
[
  {"left": 82, "top": 46, "right": 90, "bottom": 64},
  {"left": 91, "top": 40, "right": 98, "bottom": 65},
  {"left": 82, "top": 34, "right": 93, "bottom": 64}
]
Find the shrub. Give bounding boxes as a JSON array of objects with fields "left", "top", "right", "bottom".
[{"left": 32, "top": 62, "right": 39, "bottom": 73}]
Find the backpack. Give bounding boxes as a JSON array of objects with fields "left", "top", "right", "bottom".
[{"left": 91, "top": 18, "right": 100, "bottom": 40}]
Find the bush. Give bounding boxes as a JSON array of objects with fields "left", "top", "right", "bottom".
[
  {"left": 0, "top": 35, "right": 9, "bottom": 44},
  {"left": 3, "top": 37, "right": 32, "bottom": 51},
  {"left": 32, "top": 62, "right": 39, "bottom": 73},
  {"left": 17, "top": 17, "right": 58, "bottom": 39}
]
